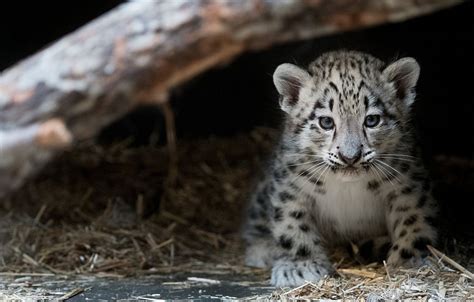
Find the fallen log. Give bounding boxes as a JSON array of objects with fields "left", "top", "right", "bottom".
[{"left": 0, "top": 0, "right": 461, "bottom": 197}]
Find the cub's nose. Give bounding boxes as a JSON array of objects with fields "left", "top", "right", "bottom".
[{"left": 338, "top": 151, "right": 362, "bottom": 165}]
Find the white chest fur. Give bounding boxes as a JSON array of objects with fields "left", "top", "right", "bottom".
[{"left": 299, "top": 172, "right": 387, "bottom": 240}]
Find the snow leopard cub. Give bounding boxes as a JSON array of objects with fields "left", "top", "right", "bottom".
[{"left": 242, "top": 50, "right": 437, "bottom": 287}]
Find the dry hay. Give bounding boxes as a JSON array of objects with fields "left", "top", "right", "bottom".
[
  {"left": 273, "top": 254, "right": 473, "bottom": 300},
  {"left": 0, "top": 127, "right": 277, "bottom": 278},
  {"left": 0, "top": 127, "right": 472, "bottom": 300}
]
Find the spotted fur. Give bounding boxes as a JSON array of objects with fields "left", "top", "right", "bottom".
[{"left": 242, "top": 51, "right": 438, "bottom": 287}]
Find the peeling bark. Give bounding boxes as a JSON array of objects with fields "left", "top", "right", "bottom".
[{"left": 0, "top": 0, "right": 461, "bottom": 197}]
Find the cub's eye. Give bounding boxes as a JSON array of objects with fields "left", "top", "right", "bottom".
[
  {"left": 364, "top": 115, "right": 381, "bottom": 128},
  {"left": 318, "top": 116, "right": 335, "bottom": 130}
]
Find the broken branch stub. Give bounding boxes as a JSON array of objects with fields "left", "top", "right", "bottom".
[{"left": 0, "top": 0, "right": 461, "bottom": 197}]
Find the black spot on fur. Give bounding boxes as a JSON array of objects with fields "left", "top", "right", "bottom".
[
  {"left": 299, "top": 169, "right": 310, "bottom": 177},
  {"left": 289, "top": 211, "right": 305, "bottom": 219},
  {"left": 386, "top": 191, "right": 398, "bottom": 203},
  {"left": 296, "top": 245, "right": 311, "bottom": 257},
  {"left": 294, "top": 124, "right": 304, "bottom": 135},
  {"left": 289, "top": 182, "right": 299, "bottom": 191},
  {"left": 404, "top": 215, "right": 418, "bottom": 226},
  {"left": 364, "top": 96, "right": 369, "bottom": 110},
  {"left": 256, "top": 194, "right": 266, "bottom": 206},
  {"left": 314, "top": 100, "right": 325, "bottom": 110},
  {"left": 400, "top": 249, "right": 414, "bottom": 259},
  {"left": 254, "top": 224, "right": 271, "bottom": 235},
  {"left": 413, "top": 237, "right": 432, "bottom": 251},
  {"left": 396, "top": 206, "right": 411, "bottom": 212},
  {"left": 277, "top": 169, "right": 288, "bottom": 181},
  {"left": 274, "top": 207, "right": 283, "bottom": 221},
  {"left": 279, "top": 236, "right": 293, "bottom": 250},
  {"left": 399, "top": 229, "right": 407, "bottom": 238},
  {"left": 278, "top": 191, "right": 294, "bottom": 203},
  {"left": 367, "top": 180, "right": 380, "bottom": 191},
  {"left": 268, "top": 183, "right": 276, "bottom": 195},
  {"left": 297, "top": 270, "right": 304, "bottom": 278},
  {"left": 299, "top": 224, "right": 309, "bottom": 232},
  {"left": 273, "top": 170, "right": 282, "bottom": 181},
  {"left": 401, "top": 186, "right": 414, "bottom": 194},
  {"left": 417, "top": 195, "right": 427, "bottom": 208},
  {"left": 329, "top": 82, "right": 339, "bottom": 93},
  {"left": 392, "top": 244, "right": 399, "bottom": 251},
  {"left": 309, "top": 176, "right": 324, "bottom": 186}
]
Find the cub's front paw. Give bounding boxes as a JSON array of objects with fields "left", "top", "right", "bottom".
[{"left": 271, "top": 259, "right": 333, "bottom": 287}]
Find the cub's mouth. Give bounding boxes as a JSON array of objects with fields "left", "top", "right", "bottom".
[
  {"left": 332, "top": 165, "right": 370, "bottom": 179},
  {"left": 339, "top": 166, "right": 361, "bottom": 174}
]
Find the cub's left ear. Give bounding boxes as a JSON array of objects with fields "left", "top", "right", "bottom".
[{"left": 382, "top": 57, "right": 420, "bottom": 106}]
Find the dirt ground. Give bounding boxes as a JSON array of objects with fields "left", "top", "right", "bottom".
[{"left": 0, "top": 128, "right": 472, "bottom": 300}]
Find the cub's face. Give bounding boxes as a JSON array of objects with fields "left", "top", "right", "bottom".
[{"left": 274, "top": 51, "right": 419, "bottom": 180}]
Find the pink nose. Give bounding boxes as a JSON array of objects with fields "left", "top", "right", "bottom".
[{"left": 338, "top": 151, "right": 361, "bottom": 165}]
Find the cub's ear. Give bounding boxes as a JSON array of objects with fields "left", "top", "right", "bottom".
[
  {"left": 382, "top": 57, "right": 420, "bottom": 106},
  {"left": 273, "top": 63, "right": 311, "bottom": 112}
]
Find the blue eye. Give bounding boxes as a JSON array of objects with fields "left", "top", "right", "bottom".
[
  {"left": 319, "top": 117, "right": 335, "bottom": 130},
  {"left": 364, "top": 115, "right": 381, "bottom": 127}
]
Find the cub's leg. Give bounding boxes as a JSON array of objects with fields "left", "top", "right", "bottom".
[
  {"left": 243, "top": 179, "right": 333, "bottom": 287},
  {"left": 384, "top": 185, "right": 437, "bottom": 268},
  {"left": 242, "top": 181, "right": 276, "bottom": 268},
  {"left": 244, "top": 223, "right": 332, "bottom": 288},
  {"left": 269, "top": 194, "right": 333, "bottom": 287}
]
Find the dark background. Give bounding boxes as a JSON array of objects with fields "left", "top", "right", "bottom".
[
  {"left": 1, "top": 2, "right": 473, "bottom": 230},
  {"left": 164, "top": 1, "right": 474, "bottom": 159}
]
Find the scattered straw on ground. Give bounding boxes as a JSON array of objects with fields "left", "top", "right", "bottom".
[
  {"left": 0, "top": 127, "right": 472, "bottom": 300},
  {"left": 273, "top": 253, "right": 473, "bottom": 300}
]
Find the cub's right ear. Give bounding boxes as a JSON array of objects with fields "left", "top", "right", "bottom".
[{"left": 273, "top": 63, "right": 311, "bottom": 112}]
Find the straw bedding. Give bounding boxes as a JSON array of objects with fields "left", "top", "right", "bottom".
[{"left": 0, "top": 127, "right": 472, "bottom": 299}]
